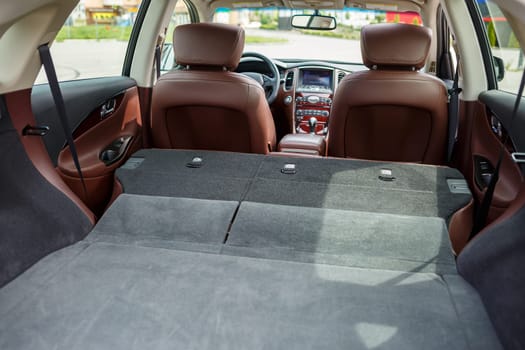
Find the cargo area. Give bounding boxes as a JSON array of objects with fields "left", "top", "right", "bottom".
[{"left": 0, "top": 150, "right": 503, "bottom": 349}]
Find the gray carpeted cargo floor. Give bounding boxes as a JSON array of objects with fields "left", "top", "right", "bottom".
[
  {"left": 1, "top": 150, "right": 501, "bottom": 349},
  {"left": 0, "top": 242, "right": 500, "bottom": 350}
]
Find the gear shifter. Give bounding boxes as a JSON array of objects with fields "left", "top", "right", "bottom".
[{"left": 308, "top": 117, "right": 317, "bottom": 134}]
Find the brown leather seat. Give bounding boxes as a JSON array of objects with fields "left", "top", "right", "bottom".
[
  {"left": 151, "top": 23, "right": 276, "bottom": 154},
  {"left": 328, "top": 23, "right": 448, "bottom": 164}
]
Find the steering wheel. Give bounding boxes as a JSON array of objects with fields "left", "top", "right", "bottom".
[{"left": 241, "top": 52, "right": 280, "bottom": 105}]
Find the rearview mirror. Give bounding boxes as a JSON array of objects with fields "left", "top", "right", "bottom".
[
  {"left": 493, "top": 56, "right": 505, "bottom": 82},
  {"left": 291, "top": 14, "right": 337, "bottom": 30}
]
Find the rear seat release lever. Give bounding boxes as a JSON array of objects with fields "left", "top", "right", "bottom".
[
  {"left": 186, "top": 157, "right": 204, "bottom": 168},
  {"left": 281, "top": 163, "right": 296, "bottom": 175},
  {"left": 379, "top": 168, "right": 395, "bottom": 181}
]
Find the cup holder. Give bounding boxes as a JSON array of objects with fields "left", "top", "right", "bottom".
[{"left": 99, "top": 136, "right": 133, "bottom": 166}]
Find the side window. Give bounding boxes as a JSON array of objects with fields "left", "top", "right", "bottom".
[
  {"left": 160, "top": 1, "right": 193, "bottom": 74},
  {"left": 477, "top": 0, "right": 524, "bottom": 93},
  {"left": 35, "top": 0, "right": 144, "bottom": 84}
]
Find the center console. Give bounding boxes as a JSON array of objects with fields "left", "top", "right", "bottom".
[
  {"left": 295, "top": 68, "right": 334, "bottom": 135},
  {"left": 278, "top": 133, "right": 326, "bottom": 156}
]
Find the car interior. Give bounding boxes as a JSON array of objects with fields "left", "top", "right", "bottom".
[{"left": 0, "top": 0, "right": 524, "bottom": 349}]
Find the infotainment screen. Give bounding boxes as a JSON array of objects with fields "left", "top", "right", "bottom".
[{"left": 302, "top": 70, "right": 332, "bottom": 88}]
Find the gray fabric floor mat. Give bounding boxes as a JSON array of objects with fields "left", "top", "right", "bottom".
[
  {"left": 225, "top": 201, "right": 456, "bottom": 274},
  {"left": 87, "top": 194, "right": 238, "bottom": 250},
  {"left": 0, "top": 243, "right": 501, "bottom": 350}
]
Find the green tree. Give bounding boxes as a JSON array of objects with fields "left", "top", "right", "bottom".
[
  {"left": 508, "top": 32, "right": 520, "bottom": 49},
  {"left": 373, "top": 14, "right": 385, "bottom": 24},
  {"left": 487, "top": 21, "right": 499, "bottom": 47}
]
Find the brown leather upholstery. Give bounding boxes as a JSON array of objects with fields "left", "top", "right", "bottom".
[
  {"left": 174, "top": 23, "right": 245, "bottom": 70},
  {"left": 361, "top": 23, "right": 431, "bottom": 70},
  {"left": 151, "top": 23, "right": 276, "bottom": 154},
  {"left": 278, "top": 133, "right": 326, "bottom": 156},
  {"left": 328, "top": 23, "right": 448, "bottom": 164}
]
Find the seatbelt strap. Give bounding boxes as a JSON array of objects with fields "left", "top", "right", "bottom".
[
  {"left": 469, "top": 68, "right": 525, "bottom": 240},
  {"left": 447, "top": 54, "right": 462, "bottom": 162},
  {"left": 38, "top": 44, "right": 87, "bottom": 195},
  {"left": 154, "top": 45, "right": 161, "bottom": 80}
]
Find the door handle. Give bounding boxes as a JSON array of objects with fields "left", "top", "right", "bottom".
[{"left": 100, "top": 98, "right": 116, "bottom": 120}]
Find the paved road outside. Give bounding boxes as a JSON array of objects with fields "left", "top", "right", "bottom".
[
  {"left": 35, "top": 28, "right": 523, "bottom": 94},
  {"left": 35, "top": 29, "right": 361, "bottom": 83},
  {"left": 243, "top": 29, "right": 362, "bottom": 63}
]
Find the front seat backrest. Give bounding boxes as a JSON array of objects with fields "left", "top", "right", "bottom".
[
  {"left": 151, "top": 23, "right": 276, "bottom": 154},
  {"left": 328, "top": 23, "right": 448, "bottom": 164}
]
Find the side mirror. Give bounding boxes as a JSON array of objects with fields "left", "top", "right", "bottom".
[
  {"left": 493, "top": 56, "right": 505, "bottom": 82},
  {"left": 291, "top": 14, "right": 336, "bottom": 31}
]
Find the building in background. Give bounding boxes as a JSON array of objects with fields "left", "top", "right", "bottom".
[
  {"left": 385, "top": 12, "right": 421, "bottom": 25},
  {"left": 84, "top": 0, "right": 142, "bottom": 25}
]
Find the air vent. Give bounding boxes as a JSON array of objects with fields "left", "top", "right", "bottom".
[
  {"left": 284, "top": 71, "right": 294, "bottom": 91},
  {"left": 337, "top": 71, "right": 346, "bottom": 84}
]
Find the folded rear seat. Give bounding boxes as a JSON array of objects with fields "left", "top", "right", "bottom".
[
  {"left": 114, "top": 149, "right": 470, "bottom": 272},
  {"left": 117, "top": 149, "right": 470, "bottom": 219}
]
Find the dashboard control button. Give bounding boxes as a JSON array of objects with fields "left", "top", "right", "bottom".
[{"left": 306, "top": 95, "right": 320, "bottom": 104}]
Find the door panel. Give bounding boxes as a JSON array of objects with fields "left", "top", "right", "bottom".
[
  {"left": 5, "top": 89, "right": 95, "bottom": 223},
  {"left": 31, "top": 77, "right": 142, "bottom": 216},
  {"left": 449, "top": 96, "right": 523, "bottom": 254},
  {"left": 469, "top": 103, "right": 522, "bottom": 210},
  {"left": 32, "top": 77, "right": 137, "bottom": 164},
  {"left": 479, "top": 91, "right": 525, "bottom": 151}
]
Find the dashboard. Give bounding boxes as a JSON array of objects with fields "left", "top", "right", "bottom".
[
  {"left": 294, "top": 68, "right": 334, "bottom": 134},
  {"left": 237, "top": 58, "right": 364, "bottom": 136}
]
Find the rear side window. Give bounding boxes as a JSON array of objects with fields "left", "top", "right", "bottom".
[
  {"left": 477, "top": 0, "right": 524, "bottom": 93},
  {"left": 159, "top": 0, "right": 193, "bottom": 74},
  {"left": 35, "top": 1, "right": 144, "bottom": 84}
]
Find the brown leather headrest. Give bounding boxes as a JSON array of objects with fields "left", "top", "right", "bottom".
[
  {"left": 174, "top": 23, "right": 245, "bottom": 70},
  {"left": 361, "top": 23, "right": 431, "bottom": 70}
]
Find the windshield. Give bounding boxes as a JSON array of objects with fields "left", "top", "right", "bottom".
[{"left": 212, "top": 8, "right": 422, "bottom": 63}]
